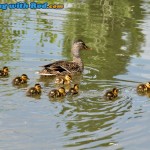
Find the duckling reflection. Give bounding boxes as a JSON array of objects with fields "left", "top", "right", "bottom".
[
  {"left": 12, "top": 74, "right": 29, "bottom": 85},
  {"left": 0, "top": 66, "right": 9, "bottom": 77},
  {"left": 37, "top": 75, "right": 55, "bottom": 87},
  {"left": 26, "top": 83, "right": 42, "bottom": 96},
  {"left": 104, "top": 88, "right": 119, "bottom": 100}
]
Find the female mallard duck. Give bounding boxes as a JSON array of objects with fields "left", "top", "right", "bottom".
[
  {"left": 137, "top": 82, "right": 150, "bottom": 93},
  {"left": 0, "top": 66, "right": 9, "bottom": 77},
  {"left": 67, "top": 84, "right": 79, "bottom": 95},
  {"left": 38, "top": 40, "right": 90, "bottom": 76},
  {"left": 104, "top": 88, "right": 119, "bottom": 100},
  {"left": 12, "top": 74, "right": 29, "bottom": 85},
  {"left": 49, "top": 87, "right": 66, "bottom": 98},
  {"left": 55, "top": 74, "right": 72, "bottom": 84},
  {"left": 26, "top": 83, "right": 42, "bottom": 96}
]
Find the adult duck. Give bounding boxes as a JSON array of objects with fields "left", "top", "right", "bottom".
[{"left": 38, "top": 40, "right": 90, "bottom": 76}]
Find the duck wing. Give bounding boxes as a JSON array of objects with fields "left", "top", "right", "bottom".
[
  {"left": 12, "top": 77, "right": 22, "bottom": 85},
  {"left": 39, "top": 60, "right": 80, "bottom": 75}
]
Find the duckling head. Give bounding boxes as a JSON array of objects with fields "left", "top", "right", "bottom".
[
  {"left": 112, "top": 88, "right": 119, "bottom": 96},
  {"left": 35, "top": 83, "right": 42, "bottom": 92},
  {"left": 3, "top": 66, "right": 9, "bottom": 74},
  {"left": 21, "top": 74, "right": 29, "bottom": 81},
  {"left": 65, "top": 74, "right": 72, "bottom": 82},
  {"left": 74, "top": 84, "right": 79, "bottom": 91},
  {"left": 145, "top": 82, "right": 150, "bottom": 88},
  {"left": 58, "top": 87, "right": 66, "bottom": 95}
]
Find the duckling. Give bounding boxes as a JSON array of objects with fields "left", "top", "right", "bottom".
[
  {"left": 58, "top": 87, "right": 66, "bottom": 97},
  {"left": 12, "top": 74, "right": 29, "bottom": 85},
  {"left": 67, "top": 84, "right": 79, "bottom": 95},
  {"left": 55, "top": 74, "right": 72, "bottom": 84},
  {"left": 48, "top": 89, "right": 60, "bottom": 98},
  {"left": 104, "top": 88, "right": 119, "bottom": 100},
  {"left": 26, "top": 83, "right": 42, "bottom": 96},
  {"left": 137, "top": 82, "right": 150, "bottom": 93},
  {"left": 49, "top": 87, "right": 66, "bottom": 98},
  {"left": 0, "top": 66, "right": 9, "bottom": 77}
]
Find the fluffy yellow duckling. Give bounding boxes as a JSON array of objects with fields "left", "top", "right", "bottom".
[
  {"left": 104, "top": 88, "right": 119, "bottom": 100},
  {"left": 137, "top": 82, "right": 150, "bottom": 93},
  {"left": 26, "top": 83, "right": 42, "bottom": 96},
  {"left": 12, "top": 74, "right": 29, "bottom": 85},
  {"left": 55, "top": 74, "right": 72, "bottom": 84},
  {"left": 49, "top": 87, "right": 66, "bottom": 98},
  {"left": 0, "top": 66, "right": 9, "bottom": 77},
  {"left": 67, "top": 84, "right": 79, "bottom": 95}
]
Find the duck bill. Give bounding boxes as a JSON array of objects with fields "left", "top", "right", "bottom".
[
  {"left": 83, "top": 44, "right": 89, "bottom": 50},
  {"left": 83, "top": 44, "right": 92, "bottom": 50}
]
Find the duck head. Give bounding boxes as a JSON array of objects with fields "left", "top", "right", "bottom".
[
  {"left": 74, "top": 84, "right": 79, "bottom": 91},
  {"left": 58, "top": 87, "right": 66, "bottom": 96},
  {"left": 21, "top": 74, "right": 29, "bottom": 81},
  {"left": 73, "top": 39, "right": 89, "bottom": 50},
  {"left": 146, "top": 82, "right": 150, "bottom": 88},
  {"left": 112, "top": 88, "right": 119, "bottom": 96},
  {"left": 34, "top": 83, "right": 42, "bottom": 92},
  {"left": 65, "top": 74, "right": 72, "bottom": 82},
  {"left": 3, "top": 66, "right": 9, "bottom": 74}
]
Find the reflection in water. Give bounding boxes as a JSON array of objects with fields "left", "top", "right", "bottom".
[
  {"left": 0, "top": 0, "right": 150, "bottom": 150},
  {"left": 58, "top": 86, "right": 132, "bottom": 149},
  {"left": 63, "top": 0, "right": 145, "bottom": 80}
]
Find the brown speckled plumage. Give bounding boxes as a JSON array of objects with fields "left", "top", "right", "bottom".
[
  {"left": 49, "top": 87, "right": 66, "bottom": 98},
  {"left": 26, "top": 83, "right": 42, "bottom": 96},
  {"left": 38, "top": 40, "right": 89, "bottom": 76},
  {"left": 137, "top": 82, "right": 150, "bottom": 93},
  {"left": 104, "top": 88, "right": 119, "bottom": 100},
  {"left": 12, "top": 74, "right": 29, "bottom": 85},
  {"left": 0, "top": 66, "right": 9, "bottom": 77}
]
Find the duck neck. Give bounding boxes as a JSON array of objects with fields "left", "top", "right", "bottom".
[{"left": 72, "top": 48, "right": 84, "bottom": 71}]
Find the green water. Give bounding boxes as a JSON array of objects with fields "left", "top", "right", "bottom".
[{"left": 0, "top": 0, "right": 150, "bottom": 149}]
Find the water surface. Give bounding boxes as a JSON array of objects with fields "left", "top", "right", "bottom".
[{"left": 0, "top": 0, "right": 150, "bottom": 149}]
